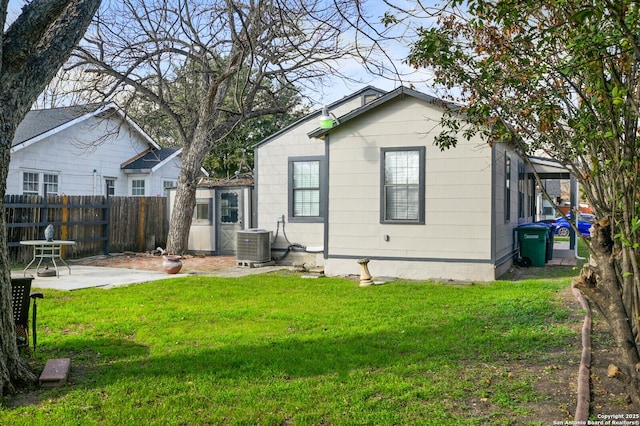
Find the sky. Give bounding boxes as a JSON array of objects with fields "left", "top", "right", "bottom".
[
  {"left": 303, "top": 0, "right": 440, "bottom": 106},
  {"left": 6, "top": 0, "right": 439, "bottom": 108}
]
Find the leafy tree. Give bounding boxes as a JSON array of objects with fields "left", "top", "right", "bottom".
[
  {"left": 202, "top": 108, "right": 307, "bottom": 178},
  {"left": 400, "top": 0, "right": 640, "bottom": 404},
  {"left": 0, "top": 0, "right": 100, "bottom": 395}
]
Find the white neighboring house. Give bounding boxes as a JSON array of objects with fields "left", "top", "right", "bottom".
[
  {"left": 254, "top": 86, "right": 539, "bottom": 281},
  {"left": 8, "top": 103, "right": 186, "bottom": 197}
]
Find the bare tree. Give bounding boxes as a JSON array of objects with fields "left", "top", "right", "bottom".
[
  {"left": 72, "top": 0, "right": 374, "bottom": 254},
  {"left": 34, "top": 67, "right": 111, "bottom": 108},
  {"left": 0, "top": 0, "right": 100, "bottom": 395}
]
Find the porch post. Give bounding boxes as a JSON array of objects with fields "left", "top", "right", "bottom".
[{"left": 570, "top": 176, "right": 577, "bottom": 250}]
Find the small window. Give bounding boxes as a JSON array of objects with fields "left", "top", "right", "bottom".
[
  {"left": 105, "top": 178, "right": 115, "bottom": 196},
  {"left": 518, "top": 162, "right": 525, "bottom": 219},
  {"left": 380, "top": 147, "right": 425, "bottom": 224},
  {"left": 193, "top": 199, "right": 212, "bottom": 225},
  {"left": 289, "top": 157, "right": 324, "bottom": 222},
  {"left": 363, "top": 94, "right": 379, "bottom": 104},
  {"left": 43, "top": 174, "right": 59, "bottom": 195},
  {"left": 22, "top": 172, "right": 39, "bottom": 194},
  {"left": 220, "top": 192, "right": 239, "bottom": 223},
  {"left": 162, "top": 180, "right": 176, "bottom": 197},
  {"left": 132, "top": 179, "right": 145, "bottom": 196}
]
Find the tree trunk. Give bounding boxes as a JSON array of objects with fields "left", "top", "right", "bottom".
[
  {"left": 166, "top": 125, "right": 215, "bottom": 254},
  {"left": 166, "top": 163, "right": 198, "bottom": 255},
  {"left": 0, "top": 133, "right": 38, "bottom": 396},
  {"left": 573, "top": 219, "right": 640, "bottom": 406},
  {"left": 0, "top": 0, "right": 101, "bottom": 396}
]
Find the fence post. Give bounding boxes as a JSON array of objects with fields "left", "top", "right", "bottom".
[
  {"left": 104, "top": 195, "right": 110, "bottom": 255},
  {"left": 139, "top": 197, "right": 146, "bottom": 252},
  {"left": 61, "top": 195, "right": 69, "bottom": 257},
  {"left": 41, "top": 195, "right": 47, "bottom": 238}
]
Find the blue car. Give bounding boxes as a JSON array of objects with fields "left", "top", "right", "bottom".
[{"left": 552, "top": 214, "right": 594, "bottom": 237}]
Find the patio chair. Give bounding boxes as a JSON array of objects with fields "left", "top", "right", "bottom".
[{"left": 11, "top": 276, "right": 43, "bottom": 351}]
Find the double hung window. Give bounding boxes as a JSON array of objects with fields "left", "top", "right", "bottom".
[
  {"left": 288, "top": 156, "right": 324, "bottom": 222},
  {"left": 132, "top": 179, "right": 145, "bottom": 196},
  {"left": 43, "top": 174, "right": 59, "bottom": 195},
  {"left": 381, "top": 147, "right": 425, "bottom": 224},
  {"left": 22, "top": 172, "right": 39, "bottom": 194}
]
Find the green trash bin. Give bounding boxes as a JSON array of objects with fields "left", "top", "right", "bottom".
[{"left": 516, "top": 225, "right": 548, "bottom": 267}]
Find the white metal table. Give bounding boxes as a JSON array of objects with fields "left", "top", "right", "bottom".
[{"left": 20, "top": 240, "right": 76, "bottom": 277}]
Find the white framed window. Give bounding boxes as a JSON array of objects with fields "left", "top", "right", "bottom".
[
  {"left": 220, "top": 192, "right": 239, "bottom": 223},
  {"left": 105, "top": 178, "right": 116, "bottom": 196},
  {"left": 131, "top": 179, "right": 145, "bottom": 196},
  {"left": 288, "top": 156, "right": 325, "bottom": 223},
  {"left": 22, "top": 172, "right": 39, "bottom": 194},
  {"left": 193, "top": 199, "right": 212, "bottom": 225},
  {"left": 43, "top": 174, "right": 59, "bottom": 195},
  {"left": 505, "top": 156, "right": 511, "bottom": 223},
  {"left": 380, "top": 147, "right": 425, "bottom": 224},
  {"left": 162, "top": 180, "right": 176, "bottom": 197}
]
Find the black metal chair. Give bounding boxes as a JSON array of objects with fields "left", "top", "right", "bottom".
[{"left": 11, "top": 276, "right": 43, "bottom": 351}]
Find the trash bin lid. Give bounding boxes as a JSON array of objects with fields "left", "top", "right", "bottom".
[
  {"left": 515, "top": 225, "right": 549, "bottom": 239},
  {"left": 516, "top": 224, "right": 548, "bottom": 232}
]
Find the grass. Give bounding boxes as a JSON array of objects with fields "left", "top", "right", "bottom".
[{"left": 0, "top": 264, "right": 582, "bottom": 425}]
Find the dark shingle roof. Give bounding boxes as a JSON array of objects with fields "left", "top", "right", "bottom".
[
  {"left": 13, "top": 104, "right": 105, "bottom": 146},
  {"left": 122, "top": 147, "right": 180, "bottom": 171}
]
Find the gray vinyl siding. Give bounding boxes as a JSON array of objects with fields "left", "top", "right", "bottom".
[{"left": 324, "top": 96, "right": 496, "bottom": 280}]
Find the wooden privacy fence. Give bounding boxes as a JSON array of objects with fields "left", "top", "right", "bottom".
[{"left": 5, "top": 195, "right": 168, "bottom": 264}]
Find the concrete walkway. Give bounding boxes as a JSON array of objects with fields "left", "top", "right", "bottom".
[
  {"left": 547, "top": 241, "right": 581, "bottom": 266},
  {"left": 12, "top": 264, "right": 289, "bottom": 291}
]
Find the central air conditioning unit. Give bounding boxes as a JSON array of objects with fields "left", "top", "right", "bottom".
[{"left": 236, "top": 229, "right": 271, "bottom": 262}]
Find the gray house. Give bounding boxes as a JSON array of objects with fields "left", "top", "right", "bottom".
[
  {"left": 254, "top": 86, "right": 538, "bottom": 281},
  {"left": 8, "top": 103, "right": 184, "bottom": 197}
]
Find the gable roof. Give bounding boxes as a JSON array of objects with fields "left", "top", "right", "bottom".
[
  {"left": 11, "top": 102, "right": 161, "bottom": 153},
  {"left": 253, "top": 85, "right": 386, "bottom": 149},
  {"left": 307, "top": 86, "right": 459, "bottom": 139},
  {"left": 122, "top": 147, "right": 182, "bottom": 173}
]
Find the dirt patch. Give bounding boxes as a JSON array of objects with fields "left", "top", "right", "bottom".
[
  {"left": 71, "top": 252, "right": 237, "bottom": 273},
  {"left": 436, "top": 284, "right": 639, "bottom": 424},
  {"left": 534, "top": 287, "right": 640, "bottom": 423}
]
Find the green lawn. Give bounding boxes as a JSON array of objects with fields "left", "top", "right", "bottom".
[{"left": 0, "top": 267, "right": 580, "bottom": 425}]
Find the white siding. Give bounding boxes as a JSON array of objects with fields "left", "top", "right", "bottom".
[
  {"left": 8, "top": 114, "right": 180, "bottom": 197},
  {"left": 149, "top": 156, "right": 182, "bottom": 197}
]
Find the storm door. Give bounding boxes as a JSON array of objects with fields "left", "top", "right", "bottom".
[{"left": 217, "top": 189, "right": 244, "bottom": 255}]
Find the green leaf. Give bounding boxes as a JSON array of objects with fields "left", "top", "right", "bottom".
[{"left": 572, "top": 8, "right": 594, "bottom": 23}]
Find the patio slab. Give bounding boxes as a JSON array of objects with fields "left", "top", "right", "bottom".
[
  {"left": 12, "top": 264, "right": 290, "bottom": 291},
  {"left": 12, "top": 265, "right": 185, "bottom": 291}
]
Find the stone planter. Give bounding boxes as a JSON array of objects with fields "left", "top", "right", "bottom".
[{"left": 162, "top": 255, "right": 183, "bottom": 274}]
